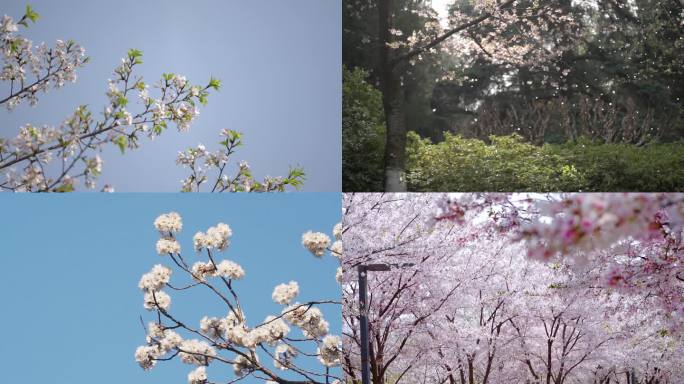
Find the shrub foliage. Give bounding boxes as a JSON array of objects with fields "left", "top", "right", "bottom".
[{"left": 406, "top": 133, "right": 684, "bottom": 191}]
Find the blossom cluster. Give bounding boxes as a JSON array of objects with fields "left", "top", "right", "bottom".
[
  {"left": 282, "top": 304, "right": 330, "bottom": 339},
  {"left": 302, "top": 231, "right": 332, "bottom": 257},
  {"left": 317, "top": 335, "right": 342, "bottom": 367},
  {"left": 187, "top": 367, "right": 206, "bottom": 384},
  {"left": 138, "top": 264, "right": 172, "bottom": 292},
  {"left": 272, "top": 281, "right": 299, "bottom": 305},
  {"left": 193, "top": 222, "right": 232, "bottom": 252},
  {"left": 153, "top": 211, "right": 183, "bottom": 233},
  {"left": 138, "top": 263, "right": 172, "bottom": 311},
  {"left": 178, "top": 339, "right": 217, "bottom": 366},
  {"left": 191, "top": 260, "right": 245, "bottom": 281},
  {"left": 233, "top": 354, "right": 259, "bottom": 376},
  {"left": 519, "top": 193, "right": 683, "bottom": 260},
  {"left": 135, "top": 323, "right": 183, "bottom": 370},
  {"left": 362, "top": 0, "right": 578, "bottom": 74}
]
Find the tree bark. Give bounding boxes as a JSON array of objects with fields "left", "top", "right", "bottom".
[
  {"left": 378, "top": 0, "right": 407, "bottom": 191},
  {"left": 382, "top": 84, "right": 407, "bottom": 191}
]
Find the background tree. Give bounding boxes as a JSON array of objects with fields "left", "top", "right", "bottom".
[
  {"left": 343, "top": 1, "right": 684, "bottom": 191},
  {"left": 344, "top": 0, "right": 580, "bottom": 190},
  {"left": 341, "top": 193, "right": 684, "bottom": 383}
]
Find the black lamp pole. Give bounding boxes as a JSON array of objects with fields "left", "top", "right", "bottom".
[{"left": 357, "top": 263, "right": 414, "bottom": 384}]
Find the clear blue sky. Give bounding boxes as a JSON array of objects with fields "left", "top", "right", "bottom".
[
  {"left": 1, "top": 0, "right": 341, "bottom": 191},
  {"left": 0, "top": 193, "right": 342, "bottom": 383}
]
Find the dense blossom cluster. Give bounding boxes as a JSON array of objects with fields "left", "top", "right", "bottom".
[
  {"left": 139, "top": 263, "right": 173, "bottom": 311},
  {"left": 342, "top": 193, "right": 684, "bottom": 384},
  {"left": 317, "top": 335, "right": 342, "bottom": 367},
  {"left": 215, "top": 259, "right": 245, "bottom": 279},
  {"left": 178, "top": 339, "right": 216, "bottom": 366},
  {"left": 282, "top": 304, "right": 330, "bottom": 339},
  {"left": 190, "top": 259, "right": 245, "bottom": 281},
  {"left": 134, "top": 322, "right": 183, "bottom": 371},
  {"left": 154, "top": 212, "right": 183, "bottom": 233},
  {"left": 156, "top": 238, "right": 181, "bottom": 255},
  {"left": 519, "top": 194, "right": 681, "bottom": 260},
  {"left": 138, "top": 264, "right": 172, "bottom": 292},
  {"left": 302, "top": 231, "right": 332, "bottom": 257},
  {"left": 135, "top": 212, "right": 343, "bottom": 383},
  {"left": 193, "top": 222, "right": 232, "bottom": 252},
  {"left": 143, "top": 290, "right": 171, "bottom": 311},
  {"left": 187, "top": 366, "right": 206, "bottom": 384},
  {"left": 272, "top": 281, "right": 299, "bottom": 305}
]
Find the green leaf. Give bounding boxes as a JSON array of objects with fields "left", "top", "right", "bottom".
[
  {"left": 54, "top": 183, "right": 74, "bottom": 193},
  {"left": 117, "top": 95, "right": 128, "bottom": 107},
  {"left": 229, "top": 130, "right": 241, "bottom": 141},
  {"left": 114, "top": 135, "right": 127, "bottom": 153},
  {"left": 76, "top": 105, "right": 91, "bottom": 120},
  {"left": 25, "top": 5, "right": 40, "bottom": 23},
  {"left": 285, "top": 166, "right": 306, "bottom": 189},
  {"left": 8, "top": 40, "right": 20, "bottom": 54},
  {"left": 128, "top": 48, "right": 143, "bottom": 59},
  {"left": 152, "top": 120, "right": 167, "bottom": 135},
  {"left": 208, "top": 77, "right": 221, "bottom": 90},
  {"left": 127, "top": 49, "right": 143, "bottom": 65}
]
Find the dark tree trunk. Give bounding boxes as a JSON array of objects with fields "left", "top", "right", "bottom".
[
  {"left": 382, "top": 85, "right": 407, "bottom": 191},
  {"left": 378, "top": 0, "right": 407, "bottom": 191}
]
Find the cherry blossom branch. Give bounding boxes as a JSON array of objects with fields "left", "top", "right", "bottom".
[
  {"left": 0, "top": 39, "right": 218, "bottom": 191},
  {"left": 136, "top": 212, "right": 343, "bottom": 384},
  {"left": 176, "top": 129, "right": 306, "bottom": 192},
  {"left": 392, "top": 0, "right": 516, "bottom": 66}
]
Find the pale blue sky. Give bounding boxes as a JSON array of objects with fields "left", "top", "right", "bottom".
[
  {"left": 0, "top": 193, "right": 342, "bottom": 383},
  {"left": 1, "top": 0, "right": 341, "bottom": 191}
]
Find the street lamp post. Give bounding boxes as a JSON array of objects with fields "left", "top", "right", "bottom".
[{"left": 357, "top": 263, "right": 414, "bottom": 384}]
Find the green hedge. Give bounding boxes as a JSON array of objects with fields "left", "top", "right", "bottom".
[{"left": 406, "top": 132, "right": 684, "bottom": 191}]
